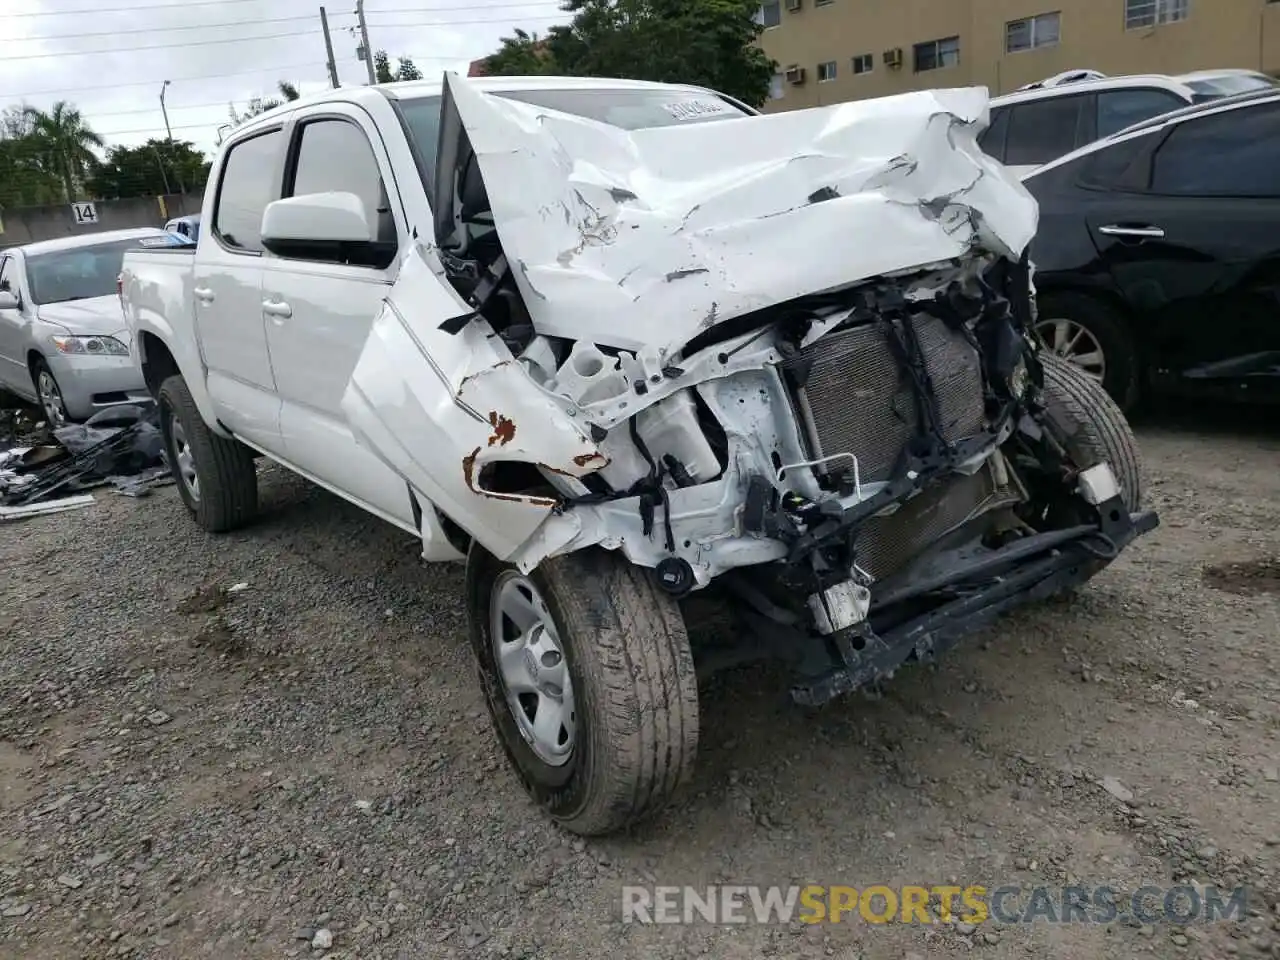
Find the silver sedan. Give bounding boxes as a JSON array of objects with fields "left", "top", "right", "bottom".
[{"left": 0, "top": 228, "right": 185, "bottom": 425}]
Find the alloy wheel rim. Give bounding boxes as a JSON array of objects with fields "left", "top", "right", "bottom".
[
  {"left": 1036, "top": 318, "right": 1106, "bottom": 383},
  {"left": 489, "top": 571, "right": 576, "bottom": 766},
  {"left": 170, "top": 415, "right": 200, "bottom": 501},
  {"left": 37, "top": 371, "right": 66, "bottom": 427}
]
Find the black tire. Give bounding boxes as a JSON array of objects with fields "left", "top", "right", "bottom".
[
  {"left": 157, "top": 374, "right": 258, "bottom": 532},
  {"left": 1034, "top": 292, "right": 1141, "bottom": 413},
  {"left": 30, "top": 356, "right": 70, "bottom": 426},
  {"left": 1040, "top": 353, "right": 1143, "bottom": 512},
  {"left": 466, "top": 544, "right": 700, "bottom": 836}
]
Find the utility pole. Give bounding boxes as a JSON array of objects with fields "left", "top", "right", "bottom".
[
  {"left": 159, "top": 80, "right": 173, "bottom": 142},
  {"left": 354, "top": 0, "right": 377, "bottom": 85},
  {"left": 157, "top": 79, "right": 185, "bottom": 196},
  {"left": 320, "top": 6, "right": 340, "bottom": 88}
]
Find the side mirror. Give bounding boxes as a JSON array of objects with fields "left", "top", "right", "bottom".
[
  {"left": 260, "top": 192, "right": 396, "bottom": 268},
  {"left": 0, "top": 290, "right": 18, "bottom": 311}
]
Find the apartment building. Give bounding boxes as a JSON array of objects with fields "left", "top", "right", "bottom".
[{"left": 757, "top": 0, "right": 1280, "bottom": 111}]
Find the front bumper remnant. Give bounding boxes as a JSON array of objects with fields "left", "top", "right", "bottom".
[{"left": 790, "top": 501, "right": 1160, "bottom": 707}]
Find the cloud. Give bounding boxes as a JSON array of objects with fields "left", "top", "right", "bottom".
[{"left": 1, "top": 0, "right": 571, "bottom": 156}]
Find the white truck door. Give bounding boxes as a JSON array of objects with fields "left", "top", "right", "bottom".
[
  {"left": 259, "top": 106, "right": 419, "bottom": 531},
  {"left": 196, "top": 126, "right": 286, "bottom": 450}
]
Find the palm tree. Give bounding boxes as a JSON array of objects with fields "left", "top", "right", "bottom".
[
  {"left": 228, "top": 80, "right": 303, "bottom": 128},
  {"left": 21, "top": 101, "right": 104, "bottom": 203}
]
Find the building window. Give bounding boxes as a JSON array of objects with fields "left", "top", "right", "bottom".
[
  {"left": 756, "top": 1, "right": 782, "bottom": 27},
  {"left": 1124, "top": 0, "right": 1188, "bottom": 29},
  {"left": 817, "top": 60, "right": 838, "bottom": 82},
  {"left": 913, "top": 36, "right": 960, "bottom": 72},
  {"left": 769, "top": 72, "right": 785, "bottom": 100},
  {"left": 852, "top": 53, "right": 873, "bottom": 74},
  {"left": 815, "top": 0, "right": 834, "bottom": 5},
  {"left": 1006, "top": 12, "right": 1061, "bottom": 52}
]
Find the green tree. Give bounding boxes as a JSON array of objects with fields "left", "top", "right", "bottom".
[
  {"left": 479, "top": 28, "right": 561, "bottom": 76},
  {"left": 374, "top": 50, "right": 423, "bottom": 83},
  {"left": 479, "top": 0, "right": 776, "bottom": 107},
  {"left": 87, "top": 138, "right": 208, "bottom": 199},
  {"left": 20, "top": 100, "right": 104, "bottom": 202},
  {"left": 0, "top": 112, "right": 63, "bottom": 209}
]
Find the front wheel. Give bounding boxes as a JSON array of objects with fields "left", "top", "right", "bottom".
[
  {"left": 31, "top": 357, "right": 70, "bottom": 427},
  {"left": 466, "top": 545, "right": 700, "bottom": 836},
  {"left": 157, "top": 374, "right": 258, "bottom": 532}
]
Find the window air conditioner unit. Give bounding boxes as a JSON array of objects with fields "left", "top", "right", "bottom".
[
  {"left": 784, "top": 64, "right": 807, "bottom": 84},
  {"left": 785, "top": 0, "right": 802, "bottom": 11},
  {"left": 883, "top": 47, "right": 903, "bottom": 68}
]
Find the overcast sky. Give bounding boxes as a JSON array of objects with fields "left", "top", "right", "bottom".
[{"left": 2, "top": 0, "right": 571, "bottom": 155}]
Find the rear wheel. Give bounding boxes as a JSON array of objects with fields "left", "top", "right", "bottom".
[
  {"left": 1034, "top": 292, "right": 1141, "bottom": 413},
  {"left": 466, "top": 545, "right": 700, "bottom": 836},
  {"left": 157, "top": 374, "right": 258, "bottom": 532}
]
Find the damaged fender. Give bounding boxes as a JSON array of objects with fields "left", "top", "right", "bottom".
[{"left": 340, "top": 245, "right": 605, "bottom": 562}]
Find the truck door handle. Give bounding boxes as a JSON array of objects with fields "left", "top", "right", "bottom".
[
  {"left": 262, "top": 299, "right": 292, "bottom": 319},
  {"left": 1098, "top": 224, "right": 1165, "bottom": 240},
  {"left": 194, "top": 286, "right": 215, "bottom": 303}
]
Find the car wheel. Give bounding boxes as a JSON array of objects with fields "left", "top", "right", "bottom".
[
  {"left": 1038, "top": 354, "right": 1144, "bottom": 584},
  {"left": 466, "top": 544, "right": 700, "bottom": 836},
  {"left": 1033, "top": 292, "right": 1141, "bottom": 413},
  {"left": 157, "top": 373, "right": 258, "bottom": 532},
  {"left": 31, "top": 358, "right": 69, "bottom": 427}
]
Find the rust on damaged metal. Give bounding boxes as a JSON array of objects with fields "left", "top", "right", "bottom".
[{"left": 487, "top": 411, "right": 516, "bottom": 447}]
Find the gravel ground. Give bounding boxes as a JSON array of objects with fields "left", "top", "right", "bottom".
[{"left": 2, "top": 405, "right": 1279, "bottom": 960}]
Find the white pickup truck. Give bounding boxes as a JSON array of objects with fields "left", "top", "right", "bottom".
[{"left": 120, "top": 73, "right": 1157, "bottom": 836}]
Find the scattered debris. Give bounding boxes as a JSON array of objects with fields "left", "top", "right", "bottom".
[
  {"left": 0, "top": 403, "right": 168, "bottom": 517},
  {"left": 311, "top": 928, "right": 334, "bottom": 950},
  {"left": 55, "top": 875, "right": 82, "bottom": 890},
  {"left": 0, "top": 495, "right": 95, "bottom": 522},
  {"left": 227, "top": 582, "right": 250, "bottom": 594},
  {"left": 146, "top": 711, "right": 172, "bottom": 726},
  {"left": 1100, "top": 775, "right": 1134, "bottom": 804}
]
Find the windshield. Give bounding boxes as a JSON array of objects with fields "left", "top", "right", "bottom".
[
  {"left": 1187, "top": 74, "right": 1278, "bottom": 102},
  {"left": 26, "top": 236, "right": 160, "bottom": 305},
  {"left": 397, "top": 87, "right": 753, "bottom": 184}
]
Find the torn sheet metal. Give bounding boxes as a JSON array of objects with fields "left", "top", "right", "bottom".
[
  {"left": 340, "top": 244, "right": 605, "bottom": 562},
  {"left": 440, "top": 72, "right": 1039, "bottom": 355}
]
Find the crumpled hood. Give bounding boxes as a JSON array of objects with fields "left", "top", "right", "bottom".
[
  {"left": 37, "top": 295, "right": 130, "bottom": 341},
  {"left": 441, "top": 74, "right": 1039, "bottom": 355}
]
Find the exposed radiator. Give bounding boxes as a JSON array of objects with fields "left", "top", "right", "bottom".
[
  {"left": 794, "top": 316, "right": 986, "bottom": 484},
  {"left": 854, "top": 457, "right": 1021, "bottom": 581}
]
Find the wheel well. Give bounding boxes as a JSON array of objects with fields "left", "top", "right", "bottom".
[
  {"left": 1033, "top": 284, "right": 1134, "bottom": 333},
  {"left": 26, "top": 350, "right": 45, "bottom": 380},
  {"left": 138, "top": 332, "right": 180, "bottom": 399}
]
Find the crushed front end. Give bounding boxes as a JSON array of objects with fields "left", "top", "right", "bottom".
[{"left": 347, "top": 75, "right": 1159, "bottom": 706}]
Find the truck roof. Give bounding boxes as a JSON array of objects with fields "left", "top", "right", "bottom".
[
  {"left": 228, "top": 74, "right": 724, "bottom": 140},
  {"left": 15, "top": 227, "right": 173, "bottom": 257}
]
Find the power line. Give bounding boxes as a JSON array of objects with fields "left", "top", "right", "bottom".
[
  {"left": 0, "top": 0, "right": 563, "bottom": 17},
  {"left": 7, "top": 60, "right": 359, "bottom": 99},
  {"left": 21, "top": 14, "right": 341, "bottom": 42},
  {"left": 5, "top": 29, "right": 327, "bottom": 62},
  {"left": 8, "top": 13, "right": 567, "bottom": 61}
]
